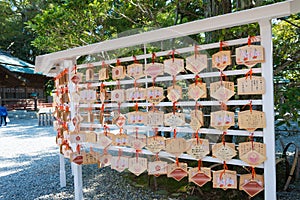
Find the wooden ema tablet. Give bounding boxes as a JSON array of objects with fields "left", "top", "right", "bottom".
[
  {"left": 213, "top": 170, "right": 237, "bottom": 190},
  {"left": 237, "top": 76, "right": 265, "bottom": 95},
  {"left": 113, "top": 113, "right": 127, "bottom": 128},
  {"left": 148, "top": 161, "right": 168, "bottom": 176},
  {"left": 211, "top": 85, "right": 235, "bottom": 102},
  {"left": 128, "top": 134, "right": 146, "bottom": 150},
  {"left": 186, "top": 138, "right": 210, "bottom": 160},
  {"left": 81, "top": 151, "right": 98, "bottom": 165},
  {"left": 60, "top": 145, "right": 73, "bottom": 159},
  {"left": 127, "top": 111, "right": 147, "bottom": 124},
  {"left": 127, "top": 63, "right": 144, "bottom": 79},
  {"left": 97, "top": 133, "right": 112, "bottom": 148},
  {"left": 99, "top": 89, "right": 106, "bottom": 104},
  {"left": 146, "top": 111, "right": 164, "bottom": 127},
  {"left": 185, "top": 54, "right": 208, "bottom": 74},
  {"left": 163, "top": 58, "right": 185, "bottom": 76},
  {"left": 146, "top": 136, "right": 166, "bottom": 153},
  {"left": 238, "top": 110, "right": 266, "bottom": 132},
  {"left": 69, "top": 133, "right": 86, "bottom": 143},
  {"left": 112, "top": 65, "right": 126, "bottom": 80},
  {"left": 236, "top": 45, "right": 265, "bottom": 68},
  {"left": 167, "top": 85, "right": 182, "bottom": 102},
  {"left": 99, "top": 153, "right": 112, "bottom": 168},
  {"left": 188, "top": 167, "right": 211, "bottom": 187},
  {"left": 210, "top": 110, "right": 235, "bottom": 131},
  {"left": 71, "top": 72, "right": 82, "bottom": 84},
  {"left": 210, "top": 81, "right": 234, "bottom": 94},
  {"left": 165, "top": 138, "right": 187, "bottom": 157},
  {"left": 146, "top": 87, "right": 165, "bottom": 104},
  {"left": 188, "top": 83, "right": 207, "bottom": 101},
  {"left": 111, "top": 89, "right": 126, "bottom": 103},
  {"left": 70, "top": 152, "right": 84, "bottom": 165},
  {"left": 164, "top": 113, "right": 185, "bottom": 128},
  {"left": 85, "top": 131, "right": 97, "bottom": 143},
  {"left": 128, "top": 157, "right": 148, "bottom": 176},
  {"left": 144, "top": 62, "right": 164, "bottom": 78},
  {"left": 99, "top": 67, "right": 109, "bottom": 81},
  {"left": 189, "top": 110, "right": 204, "bottom": 132},
  {"left": 212, "top": 143, "right": 237, "bottom": 162},
  {"left": 212, "top": 51, "right": 232, "bottom": 71},
  {"left": 240, "top": 174, "right": 264, "bottom": 197},
  {"left": 79, "top": 89, "right": 97, "bottom": 102},
  {"left": 125, "top": 88, "right": 146, "bottom": 101},
  {"left": 239, "top": 142, "right": 266, "bottom": 166},
  {"left": 86, "top": 68, "right": 94, "bottom": 81},
  {"left": 167, "top": 162, "right": 188, "bottom": 181},
  {"left": 112, "top": 133, "right": 128, "bottom": 146},
  {"left": 111, "top": 156, "right": 129, "bottom": 172}
]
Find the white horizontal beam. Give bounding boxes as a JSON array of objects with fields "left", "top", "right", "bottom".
[{"left": 35, "top": 0, "right": 300, "bottom": 75}]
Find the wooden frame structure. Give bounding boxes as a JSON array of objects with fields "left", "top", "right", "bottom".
[{"left": 35, "top": 1, "right": 300, "bottom": 199}]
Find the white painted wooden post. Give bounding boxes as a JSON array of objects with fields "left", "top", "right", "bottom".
[
  {"left": 59, "top": 154, "right": 66, "bottom": 187},
  {"left": 73, "top": 164, "right": 83, "bottom": 200},
  {"left": 259, "top": 19, "right": 277, "bottom": 200}
]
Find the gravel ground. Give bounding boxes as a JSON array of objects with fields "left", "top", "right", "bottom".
[
  {"left": 0, "top": 119, "right": 299, "bottom": 200},
  {"left": 0, "top": 119, "right": 166, "bottom": 200}
]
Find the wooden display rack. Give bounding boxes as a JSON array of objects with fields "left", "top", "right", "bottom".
[{"left": 35, "top": 1, "right": 300, "bottom": 199}]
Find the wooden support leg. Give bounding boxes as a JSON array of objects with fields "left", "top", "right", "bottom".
[
  {"left": 73, "top": 164, "right": 83, "bottom": 200},
  {"left": 59, "top": 154, "right": 66, "bottom": 188}
]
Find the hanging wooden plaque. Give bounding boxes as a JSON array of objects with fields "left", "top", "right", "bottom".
[
  {"left": 239, "top": 142, "right": 266, "bottom": 166},
  {"left": 99, "top": 68, "right": 109, "bottom": 81},
  {"left": 146, "top": 87, "right": 165, "bottom": 104},
  {"left": 71, "top": 73, "right": 82, "bottom": 84},
  {"left": 70, "top": 152, "right": 84, "bottom": 165},
  {"left": 188, "top": 167, "right": 211, "bottom": 187},
  {"left": 212, "top": 51, "right": 232, "bottom": 71},
  {"left": 236, "top": 45, "right": 265, "bottom": 68},
  {"left": 127, "top": 63, "right": 144, "bottom": 79},
  {"left": 210, "top": 81, "right": 234, "bottom": 94},
  {"left": 165, "top": 138, "right": 187, "bottom": 157},
  {"left": 144, "top": 63, "right": 164, "bottom": 79},
  {"left": 163, "top": 58, "right": 185, "bottom": 76},
  {"left": 213, "top": 170, "right": 237, "bottom": 190},
  {"left": 69, "top": 133, "right": 86, "bottom": 143},
  {"left": 240, "top": 174, "right": 264, "bottom": 197},
  {"left": 238, "top": 110, "right": 266, "bottom": 132},
  {"left": 128, "top": 157, "right": 148, "bottom": 176},
  {"left": 85, "top": 131, "right": 97, "bottom": 143},
  {"left": 111, "top": 156, "right": 129, "bottom": 172},
  {"left": 210, "top": 110, "right": 235, "bottom": 131},
  {"left": 189, "top": 110, "right": 204, "bottom": 132},
  {"left": 125, "top": 88, "right": 146, "bottom": 101},
  {"left": 188, "top": 83, "right": 207, "bottom": 101},
  {"left": 112, "top": 65, "right": 126, "bottom": 80},
  {"left": 99, "top": 153, "right": 112, "bottom": 168},
  {"left": 86, "top": 68, "right": 94, "bottom": 81},
  {"left": 164, "top": 113, "right": 185, "bottom": 128},
  {"left": 99, "top": 90, "right": 106, "bottom": 104},
  {"left": 186, "top": 54, "right": 208, "bottom": 74},
  {"left": 71, "top": 92, "right": 81, "bottom": 104},
  {"left": 167, "top": 162, "right": 188, "bottom": 181},
  {"left": 148, "top": 161, "right": 168, "bottom": 176},
  {"left": 111, "top": 89, "right": 126, "bottom": 103},
  {"left": 97, "top": 133, "right": 112, "bottom": 148},
  {"left": 146, "top": 111, "right": 164, "bottom": 127},
  {"left": 60, "top": 145, "right": 73, "bottom": 158},
  {"left": 127, "top": 111, "right": 147, "bottom": 124},
  {"left": 212, "top": 143, "right": 237, "bottom": 162},
  {"left": 237, "top": 76, "right": 265, "bottom": 95},
  {"left": 210, "top": 85, "right": 235, "bottom": 102},
  {"left": 186, "top": 138, "right": 210, "bottom": 160},
  {"left": 128, "top": 134, "right": 147, "bottom": 150},
  {"left": 79, "top": 89, "right": 97, "bottom": 102},
  {"left": 113, "top": 113, "right": 127, "bottom": 128},
  {"left": 146, "top": 136, "right": 166, "bottom": 153},
  {"left": 82, "top": 151, "right": 98, "bottom": 165},
  {"left": 167, "top": 85, "right": 182, "bottom": 102},
  {"left": 112, "top": 134, "right": 128, "bottom": 146}
]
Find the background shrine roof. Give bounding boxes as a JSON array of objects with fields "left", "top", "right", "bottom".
[{"left": 0, "top": 50, "right": 40, "bottom": 74}]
